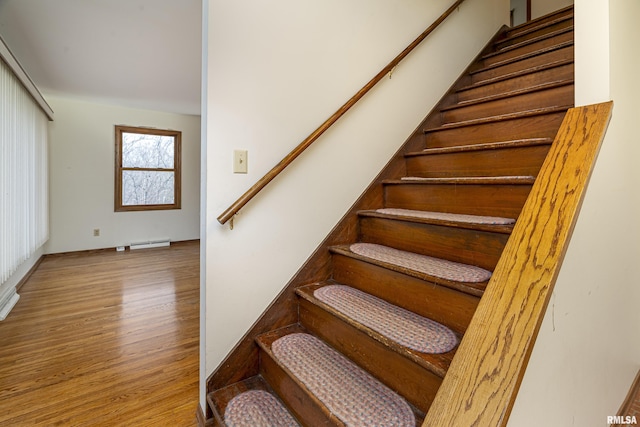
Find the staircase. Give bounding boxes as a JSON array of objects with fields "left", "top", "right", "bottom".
[{"left": 206, "top": 6, "right": 574, "bottom": 426}]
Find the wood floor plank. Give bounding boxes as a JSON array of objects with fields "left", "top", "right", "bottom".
[{"left": 0, "top": 241, "right": 199, "bottom": 426}]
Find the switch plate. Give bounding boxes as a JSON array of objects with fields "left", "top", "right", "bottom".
[
  {"left": 233, "top": 150, "right": 248, "bottom": 174},
  {"left": 93, "top": 228, "right": 100, "bottom": 237}
]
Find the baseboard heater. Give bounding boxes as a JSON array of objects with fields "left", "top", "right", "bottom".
[
  {"left": 129, "top": 239, "right": 171, "bottom": 250},
  {"left": 0, "top": 287, "right": 20, "bottom": 321}
]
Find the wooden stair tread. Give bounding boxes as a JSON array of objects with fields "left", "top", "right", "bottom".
[
  {"left": 443, "top": 79, "right": 573, "bottom": 110},
  {"left": 411, "top": 138, "right": 553, "bottom": 156},
  {"left": 481, "top": 28, "right": 573, "bottom": 69},
  {"left": 468, "top": 46, "right": 574, "bottom": 92},
  {"left": 330, "top": 244, "right": 487, "bottom": 297},
  {"left": 439, "top": 83, "right": 574, "bottom": 125},
  {"left": 501, "top": 13, "right": 573, "bottom": 43},
  {"left": 462, "top": 58, "right": 573, "bottom": 91},
  {"left": 296, "top": 282, "right": 457, "bottom": 377},
  {"left": 486, "top": 26, "right": 574, "bottom": 58},
  {"left": 257, "top": 325, "right": 424, "bottom": 426},
  {"left": 496, "top": 22, "right": 573, "bottom": 51},
  {"left": 471, "top": 41, "right": 574, "bottom": 75},
  {"left": 504, "top": 5, "right": 573, "bottom": 38},
  {"left": 480, "top": 40, "right": 574, "bottom": 72},
  {"left": 424, "top": 105, "right": 571, "bottom": 132},
  {"left": 385, "top": 175, "right": 535, "bottom": 185}
]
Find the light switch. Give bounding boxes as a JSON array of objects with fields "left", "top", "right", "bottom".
[{"left": 233, "top": 150, "right": 248, "bottom": 174}]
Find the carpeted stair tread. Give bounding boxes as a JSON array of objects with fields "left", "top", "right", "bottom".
[
  {"left": 350, "top": 243, "right": 491, "bottom": 283},
  {"left": 374, "top": 208, "right": 515, "bottom": 225},
  {"left": 314, "top": 284, "right": 458, "bottom": 354},
  {"left": 272, "top": 332, "right": 416, "bottom": 427},
  {"left": 297, "top": 283, "right": 456, "bottom": 376},
  {"left": 224, "top": 389, "right": 300, "bottom": 427}
]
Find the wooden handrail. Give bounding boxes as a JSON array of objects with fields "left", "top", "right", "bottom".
[
  {"left": 217, "top": 0, "right": 466, "bottom": 225},
  {"left": 422, "top": 101, "right": 613, "bottom": 426}
]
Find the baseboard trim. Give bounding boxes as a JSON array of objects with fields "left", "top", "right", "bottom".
[
  {"left": 45, "top": 239, "right": 200, "bottom": 258},
  {"left": 0, "top": 254, "right": 44, "bottom": 321},
  {"left": 16, "top": 254, "right": 44, "bottom": 292},
  {"left": 129, "top": 239, "right": 170, "bottom": 250},
  {"left": 0, "top": 288, "right": 20, "bottom": 321}
]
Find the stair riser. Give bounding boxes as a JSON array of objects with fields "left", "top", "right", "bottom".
[
  {"left": 482, "top": 30, "right": 573, "bottom": 68},
  {"left": 424, "top": 111, "right": 566, "bottom": 148},
  {"left": 206, "top": 394, "right": 224, "bottom": 427},
  {"left": 299, "top": 299, "right": 440, "bottom": 415},
  {"left": 259, "top": 349, "right": 338, "bottom": 426},
  {"left": 384, "top": 183, "right": 532, "bottom": 219},
  {"left": 359, "top": 217, "right": 508, "bottom": 271},
  {"left": 442, "top": 84, "right": 573, "bottom": 124},
  {"left": 495, "top": 18, "right": 573, "bottom": 51},
  {"left": 472, "top": 45, "right": 573, "bottom": 84},
  {"left": 406, "top": 144, "right": 550, "bottom": 178},
  {"left": 505, "top": 7, "right": 573, "bottom": 38},
  {"left": 458, "top": 63, "right": 574, "bottom": 102},
  {"left": 331, "top": 254, "right": 479, "bottom": 334}
]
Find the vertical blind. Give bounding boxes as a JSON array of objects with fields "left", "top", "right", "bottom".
[{"left": 0, "top": 58, "right": 49, "bottom": 285}]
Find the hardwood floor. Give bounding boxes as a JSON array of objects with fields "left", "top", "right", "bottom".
[{"left": 0, "top": 241, "right": 200, "bottom": 426}]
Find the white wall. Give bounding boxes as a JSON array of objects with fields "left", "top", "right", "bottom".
[
  {"left": 511, "top": 0, "right": 528, "bottom": 26},
  {"left": 45, "top": 95, "right": 201, "bottom": 253},
  {"left": 203, "top": 0, "right": 508, "bottom": 407},
  {"left": 508, "top": 0, "right": 640, "bottom": 425},
  {"left": 574, "top": 0, "right": 609, "bottom": 106},
  {"left": 532, "top": 0, "right": 574, "bottom": 19}
]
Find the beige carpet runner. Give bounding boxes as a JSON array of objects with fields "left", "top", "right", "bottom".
[
  {"left": 272, "top": 333, "right": 416, "bottom": 427},
  {"left": 224, "top": 390, "right": 300, "bottom": 427},
  {"left": 350, "top": 243, "right": 492, "bottom": 283},
  {"left": 315, "top": 284, "right": 458, "bottom": 354},
  {"left": 375, "top": 208, "right": 516, "bottom": 225}
]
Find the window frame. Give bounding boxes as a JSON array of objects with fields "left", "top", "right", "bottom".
[{"left": 114, "top": 125, "right": 182, "bottom": 212}]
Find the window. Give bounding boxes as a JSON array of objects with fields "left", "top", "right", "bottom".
[{"left": 115, "top": 126, "right": 181, "bottom": 212}]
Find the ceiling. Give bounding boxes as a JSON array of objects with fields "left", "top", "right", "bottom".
[{"left": 0, "top": 0, "right": 202, "bottom": 116}]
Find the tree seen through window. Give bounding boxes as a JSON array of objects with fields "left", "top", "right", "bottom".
[{"left": 115, "top": 126, "right": 181, "bottom": 211}]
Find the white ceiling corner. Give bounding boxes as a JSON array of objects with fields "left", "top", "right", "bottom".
[{"left": 0, "top": 0, "right": 202, "bottom": 116}]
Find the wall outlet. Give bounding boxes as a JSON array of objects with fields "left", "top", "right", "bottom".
[{"left": 93, "top": 228, "right": 100, "bottom": 237}]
